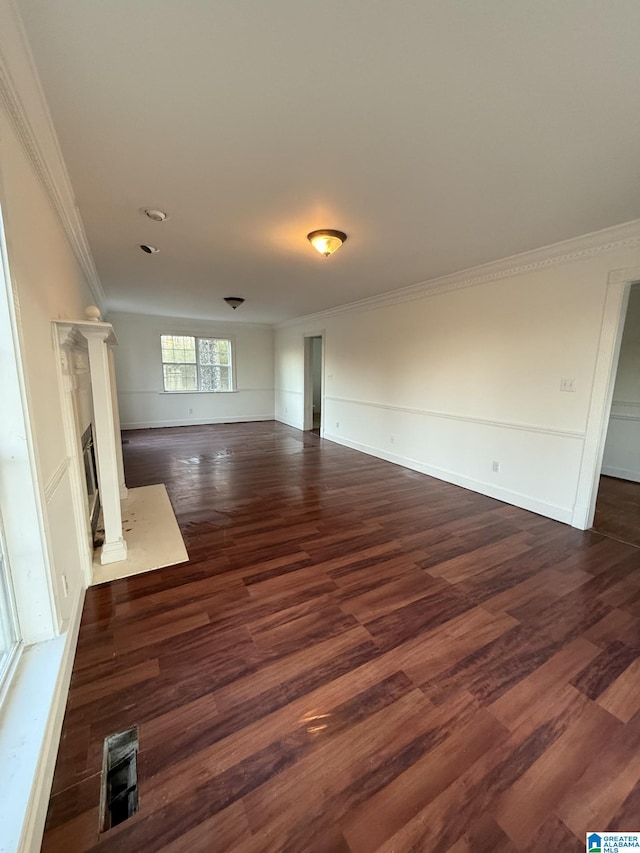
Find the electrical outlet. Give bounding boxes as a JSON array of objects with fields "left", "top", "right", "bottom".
[
  {"left": 336, "top": 421, "right": 340, "bottom": 429},
  {"left": 61, "top": 573, "right": 69, "bottom": 597},
  {"left": 560, "top": 377, "right": 576, "bottom": 392},
  {"left": 285, "top": 407, "right": 288, "bottom": 414},
  {"left": 492, "top": 460, "right": 500, "bottom": 473},
  {"left": 188, "top": 407, "right": 193, "bottom": 414},
  {"left": 390, "top": 435, "right": 395, "bottom": 444}
]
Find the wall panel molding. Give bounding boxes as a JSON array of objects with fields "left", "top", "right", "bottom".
[
  {"left": 608, "top": 413, "right": 640, "bottom": 422},
  {"left": 324, "top": 395, "right": 586, "bottom": 440},
  {"left": 43, "top": 456, "right": 70, "bottom": 502},
  {"left": 119, "top": 387, "right": 275, "bottom": 396}
]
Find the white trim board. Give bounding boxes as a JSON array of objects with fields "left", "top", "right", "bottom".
[
  {"left": 324, "top": 396, "right": 586, "bottom": 440},
  {"left": 0, "top": 581, "right": 84, "bottom": 853},
  {"left": 607, "top": 413, "right": 640, "bottom": 422},
  {"left": 573, "top": 269, "right": 640, "bottom": 530},
  {"left": 121, "top": 414, "right": 275, "bottom": 430},
  {"left": 601, "top": 467, "right": 640, "bottom": 483},
  {"left": 43, "top": 457, "right": 70, "bottom": 502},
  {"left": 118, "top": 388, "right": 274, "bottom": 396}
]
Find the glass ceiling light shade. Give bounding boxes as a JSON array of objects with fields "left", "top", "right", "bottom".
[
  {"left": 307, "top": 229, "right": 347, "bottom": 257},
  {"left": 224, "top": 297, "right": 245, "bottom": 310}
]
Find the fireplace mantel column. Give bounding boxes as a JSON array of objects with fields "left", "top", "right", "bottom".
[
  {"left": 109, "top": 347, "right": 128, "bottom": 500},
  {"left": 79, "top": 324, "right": 127, "bottom": 564}
]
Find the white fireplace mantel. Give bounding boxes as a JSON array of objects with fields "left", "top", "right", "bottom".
[{"left": 53, "top": 318, "right": 128, "bottom": 565}]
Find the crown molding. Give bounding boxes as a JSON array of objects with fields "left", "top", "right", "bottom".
[
  {"left": 0, "top": 0, "right": 105, "bottom": 307},
  {"left": 277, "top": 219, "right": 640, "bottom": 329},
  {"left": 105, "top": 309, "right": 274, "bottom": 332}
]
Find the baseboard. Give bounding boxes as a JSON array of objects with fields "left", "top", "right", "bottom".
[
  {"left": 121, "top": 414, "right": 274, "bottom": 429},
  {"left": 274, "top": 414, "right": 305, "bottom": 429},
  {"left": 17, "top": 582, "right": 85, "bottom": 852},
  {"left": 322, "top": 432, "right": 573, "bottom": 525},
  {"left": 601, "top": 465, "right": 640, "bottom": 483}
]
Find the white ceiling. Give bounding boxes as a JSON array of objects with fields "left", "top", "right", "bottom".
[{"left": 15, "top": 0, "right": 640, "bottom": 324}]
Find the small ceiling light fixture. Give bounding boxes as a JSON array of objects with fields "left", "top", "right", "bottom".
[
  {"left": 139, "top": 244, "right": 159, "bottom": 254},
  {"left": 307, "top": 229, "right": 347, "bottom": 257},
  {"left": 224, "top": 296, "right": 245, "bottom": 310},
  {"left": 145, "top": 209, "right": 168, "bottom": 222}
]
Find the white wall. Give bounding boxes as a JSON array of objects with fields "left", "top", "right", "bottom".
[
  {"left": 109, "top": 312, "right": 274, "bottom": 429},
  {"left": 602, "top": 283, "right": 640, "bottom": 481},
  {"left": 0, "top": 105, "right": 94, "bottom": 635},
  {"left": 0, "top": 3, "right": 99, "bottom": 844},
  {"left": 275, "top": 239, "right": 640, "bottom": 526}
]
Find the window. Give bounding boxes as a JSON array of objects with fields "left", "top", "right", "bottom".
[
  {"left": 160, "top": 335, "right": 233, "bottom": 392},
  {"left": 0, "top": 518, "right": 18, "bottom": 692}
]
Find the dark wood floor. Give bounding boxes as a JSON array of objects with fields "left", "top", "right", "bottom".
[
  {"left": 594, "top": 474, "right": 640, "bottom": 548},
  {"left": 42, "top": 423, "right": 640, "bottom": 852}
]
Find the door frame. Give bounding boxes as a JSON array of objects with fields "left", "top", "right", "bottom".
[
  {"left": 303, "top": 331, "right": 325, "bottom": 434},
  {"left": 573, "top": 268, "right": 640, "bottom": 529}
]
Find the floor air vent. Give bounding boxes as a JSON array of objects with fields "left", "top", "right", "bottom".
[{"left": 100, "top": 727, "right": 139, "bottom": 831}]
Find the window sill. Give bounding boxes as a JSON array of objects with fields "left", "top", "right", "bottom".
[
  {"left": 0, "top": 583, "right": 83, "bottom": 853},
  {"left": 0, "top": 637, "right": 65, "bottom": 851},
  {"left": 157, "top": 389, "right": 238, "bottom": 394}
]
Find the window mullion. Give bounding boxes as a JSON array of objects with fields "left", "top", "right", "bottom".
[{"left": 195, "top": 336, "right": 202, "bottom": 391}]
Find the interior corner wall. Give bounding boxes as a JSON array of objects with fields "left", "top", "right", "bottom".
[
  {"left": 602, "top": 282, "right": 640, "bottom": 482},
  {"left": 275, "top": 243, "right": 640, "bottom": 526},
  {"left": 108, "top": 312, "right": 275, "bottom": 429},
  {"left": 0, "top": 106, "right": 95, "bottom": 631}
]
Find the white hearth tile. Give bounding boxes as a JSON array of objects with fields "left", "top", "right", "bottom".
[{"left": 92, "top": 484, "right": 188, "bottom": 584}]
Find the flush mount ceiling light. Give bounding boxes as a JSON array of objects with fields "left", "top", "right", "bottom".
[
  {"left": 307, "top": 229, "right": 347, "bottom": 257},
  {"left": 139, "top": 244, "right": 159, "bottom": 254},
  {"left": 224, "top": 297, "right": 245, "bottom": 310},
  {"left": 144, "top": 209, "right": 168, "bottom": 222}
]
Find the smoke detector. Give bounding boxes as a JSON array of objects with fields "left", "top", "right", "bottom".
[{"left": 144, "top": 209, "right": 168, "bottom": 222}]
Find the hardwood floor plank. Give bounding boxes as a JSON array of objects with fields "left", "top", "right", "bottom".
[
  {"left": 489, "top": 637, "right": 601, "bottom": 731},
  {"left": 570, "top": 639, "right": 639, "bottom": 700},
  {"left": 156, "top": 800, "right": 252, "bottom": 853},
  {"left": 66, "top": 659, "right": 160, "bottom": 710},
  {"left": 342, "top": 705, "right": 508, "bottom": 853},
  {"left": 41, "top": 422, "right": 640, "bottom": 852},
  {"left": 596, "top": 658, "right": 640, "bottom": 722},
  {"left": 444, "top": 813, "right": 518, "bottom": 853},
  {"left": 493, "top": 701, "right": 620, "bottom": 846},
  {"left": 557, "top": 708, "right": 640, "bottom": 837}
]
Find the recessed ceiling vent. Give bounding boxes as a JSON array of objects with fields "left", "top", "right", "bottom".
[
  {"left": 139, "top": 244, "right": 159, "bottom": 254},
  {"left": 144, "top": 209, "right": 168, "bottom": 222}
]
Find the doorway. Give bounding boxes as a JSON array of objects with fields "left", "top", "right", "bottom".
[
  {"left": 304, "top": 334, "right": 323, "bottom": 435},
  {"left": 593, "top": 281, "right": 640, "bottom": 545}
]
